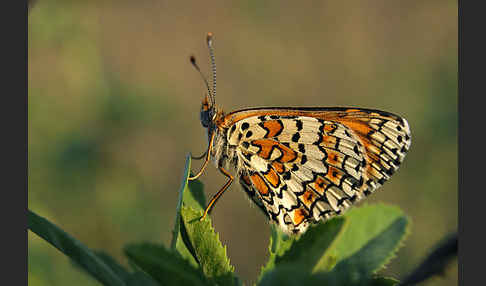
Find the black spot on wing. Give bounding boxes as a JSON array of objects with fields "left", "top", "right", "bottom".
[{"left": 292, "top": 133, "right": 300, "bottom": 142}]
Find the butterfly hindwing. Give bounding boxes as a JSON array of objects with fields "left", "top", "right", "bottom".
[
  {"left": 234, "top": 117, "right": 364, "bottom": 233},
  {"left": 224, "top": 108, "right": 411, "bottom": 234}
]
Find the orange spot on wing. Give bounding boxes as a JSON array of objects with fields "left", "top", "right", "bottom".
[
  {"left": 362, "top": 140, "right": 381, "bottom": 155},
  {"left": 264, "top": 168, "right": 280, "bottom": 188},
  {"left": 251, "top": 139, "right": 297, "bottom": 163},
  {"left": 262, "top": 120, "right": 283, "bottom": 138},
  {"left": 302, "top": 189, "right": 316, "bottom": 205},
  {"left": 277, "top": 144, "right": 297, "bottom": 163},
  {"left": 323, "top": 124, "right": 337, "bottom": 133},
  {"left": 340, "top": 120, "right": 372, "bottom": 137},
  {"left": 271, "top": 162, "right": 285, "bottom": 174},
  {"left": 326, "top": 166, "right": 343, "bottom": 185},
  {"left": 321, "top": 135, "right": 337, "bottom": 148},
  {"left": 250, "top": 173, "right": 269, "bottom": 195},
  {"left": 326, "top": 150, "right": 341, "bottom": 165},
  {"left": 345, "top": 108, "right": 362, "bottom": 113},
  {"left": 293, "top": 208, "right": 308, "bottom": 226},
  {"left": 314, "top": 177, "right": 328, "bottom": 194},
  {"left": 252, "top": 139, "right": 277, "bottom": 159},
  {"left": 359, "top": 139, "right": 382, "bottom": 175}
]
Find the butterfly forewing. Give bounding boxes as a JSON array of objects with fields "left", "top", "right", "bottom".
[{"left": 220, "top": 107, "right": 411, "bottom": 234}]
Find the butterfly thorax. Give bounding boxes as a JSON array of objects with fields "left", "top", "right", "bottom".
[{"left": 209, "top": 109, "right": 243, "bottom": 173}]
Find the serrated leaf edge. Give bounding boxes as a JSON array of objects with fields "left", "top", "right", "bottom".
[{"left": 181, "top": 206, "right": 236, "bottom": 280}]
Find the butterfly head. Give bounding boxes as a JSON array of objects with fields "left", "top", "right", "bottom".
[{"left": 200, "top": 94, "right": 214, "bottom": 128}]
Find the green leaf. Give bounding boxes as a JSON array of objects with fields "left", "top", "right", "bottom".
[
  {"left": 124, "top": 272, "right": 160, "bottom": 286},
  {"left": 176, "top": 231, "right": 200, "bottom": 268},
  {"left": 330, "top": 216, "right": 407, "bottom": 278},
  {"left": 180, "top": 206, "right": 239, "bottom": 286},
  {"left": 258, "top": 265, "right": 319, "bottom": 286},
  {"left": 185, "top": 179, "right": 207, "bottom": 211},
  {"left": 124, "top": 243, "right": 210, "bottom": 286},
  {"left": 170, "top": 154, "right": 192, "bottom": 250},
  {"left": 259, "top": 204, "right": 408, "bottom": 286},
  {"left": 28, "top": 210, "right": 126, "bottom": 286},
  {"left": 178, "top": 179, "right": 208, "bottom": 266},
  {"left": 259, "top": 266, "right": 400, "bottom": 286},
  {"left": 258, "top": 224, "right": 294, "bottom": 279},
  {"left": 279, "top": 217, "right": 347, "bottom": 272},
  {"left": 94, "top": 251, "right": 159, "bottom": 286},
  {"left": 326, "top": 203, "right": 409, "bottom": 274},
  {"left": 259, "top": 217, "right": 346, "bottom": 281},
  {"left": 268, "top": 224, "right": 293, "bottom": 258},
  {"left": 369, "top": 276, "right": 400, "bottom": 286},
  {"left": 177, "top": 211, "right": 201, "bottom": 268},
  {"left": 399, "top": 232, "right": 457, "bottom": 285},
  {"left": 171, "top": 155, "right": 206, "bottom": 267},
  {"left": 93, "top": 251, "right": 131, "bottom": 282}
]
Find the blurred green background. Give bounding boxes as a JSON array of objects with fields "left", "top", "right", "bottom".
[{"left": 28, "top": 1, "right": 457, "bottom": 285}]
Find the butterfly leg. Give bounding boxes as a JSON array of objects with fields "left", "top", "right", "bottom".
[
  {"left": 200, "top": 166, "right": 234, "bottom": 221},
  {"left": 189, "top": 132, "right": 215, "bottom": 181}
]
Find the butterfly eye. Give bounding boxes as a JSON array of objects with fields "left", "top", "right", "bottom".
[
  {"left": 200, "top": 109, "right": 210, "bottom": 128},
  {"left": 200, "top": 95, "right": 212, "bottom": 128}
]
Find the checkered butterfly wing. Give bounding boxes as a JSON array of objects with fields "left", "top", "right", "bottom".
[{"left": 224, "top": 107, "right": 411, "bottom": 234}]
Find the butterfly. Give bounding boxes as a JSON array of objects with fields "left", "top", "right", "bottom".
[{"left": 188, "top": 32, "right": 411, "bottom": 235}]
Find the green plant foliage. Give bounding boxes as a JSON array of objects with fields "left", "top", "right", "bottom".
[
  {"left": 171, "top": 155, "right": 199, "bottom": 268},
  {"left": 259, "top": 265, "right": 400, "bottom": 286},
  {"left": 124, "top": 243, "right": 210, "bottom": 286},
  {"left": 258, "top": 204, "right": 409, "bottom": 285},
  {"left": 28, "top": 210, "right": 126, "bottom": 286},
  {"left": 180, "top": 206, "right": 239, "bottom": 286},
  {"left": 370, "top": 276, "right": 400, "bottom": 286},
  {"left": 171, "top": 154, "right": 193, "bottom": 251},
  {"left": 185, "top": 179, "right": 207, "bottom": 211},
  {"left": 28, "top": 154, "right": 422, "bottom": 286},
  {"left": 171, "top": 155, "right": 239, "bottom": 285},
  {"left": 275, "top": 217, "right": 347, "bottom": 271},
  {"left": 324, "top": 204, "right": 409, "bottom": 274},
  {"left": 171, "top": 156, "right": 207, "bottom": 245},
  {"left": 93, "top": 251, "right": 159, "bottom": 286},
  {"left": 91, "top": 251, "right": 135, "bottom": 282},
  {"left": 399, "top": 233, "right": 457, "bottom": 285},
  {"left": 171, "top": 155, "right": 209, "bottom": 268},
  {"left": 259, "top": 217, "right": 346, "bottom": 281},
  {"left": 258, "top": 224, "right": 294, "bottom": 279}
]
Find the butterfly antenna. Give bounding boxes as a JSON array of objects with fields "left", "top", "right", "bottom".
[
  {"left": 190, "top": 55, "right": 213, "bottom": 101},
  {"left": 206, "top": 32, "right": 217, "bottom": 107}
]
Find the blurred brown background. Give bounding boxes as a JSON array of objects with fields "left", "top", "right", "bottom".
[{"left": 28, "top": 1, "right": 457, "bottom": 285}]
